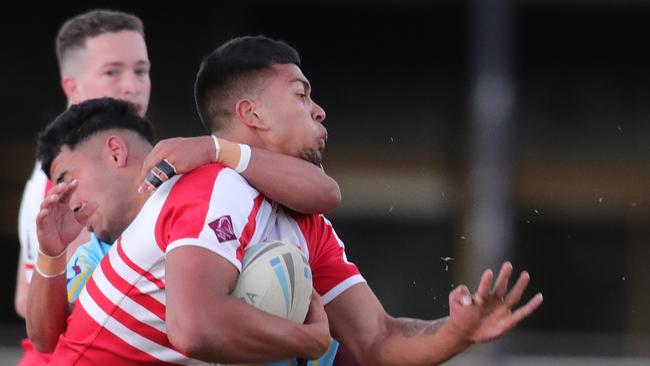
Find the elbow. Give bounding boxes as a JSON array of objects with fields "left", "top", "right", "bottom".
[
  {"left": 167, "top": 321, "right": 208, "bottom": 359},
  {"left": 297, "top": 179, "right": 341, "bottom": 214},
  {"left": 167, "top": 317, "right": 229, "bottom": 362},
  {"left": 32, "top": 338, "right": 57, "bottom": 354},
  {"left": 26, "top": 327, "right": 58, "bottom": 354},
  {"left": 24, "top": 304, "right": 63, "bottom": 353},
  {"left": 168, "top": 334, "right": 204, "bottom": 360},
  {"left": 319, "top": 179, "right": 342, "bottom": 213}
]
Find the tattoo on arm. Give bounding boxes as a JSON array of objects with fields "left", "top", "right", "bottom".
[{"left": 396, "top": 317, "right": 448, "bottom": 338}]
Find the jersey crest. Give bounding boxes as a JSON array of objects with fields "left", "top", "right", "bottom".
[{"left": 209, "top": 214, "right": 237, "bottom": 242}]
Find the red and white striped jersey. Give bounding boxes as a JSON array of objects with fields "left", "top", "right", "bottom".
[
  {"left": 18, "top": 161, "right": 54, "bottom": 282},
  {"left": 50, "top": 163, "right": 364, "bottom": 366}
]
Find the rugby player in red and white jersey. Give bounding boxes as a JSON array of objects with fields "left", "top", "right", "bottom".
[
  {"left": 21, "top": 11, "right": 342, "bottom": 365},
  {"left": 32, "top": 36, "right": 543, "bottom": 365}
]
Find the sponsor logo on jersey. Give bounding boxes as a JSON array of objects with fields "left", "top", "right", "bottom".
[{"left": 209, "top": 215, "right": 237, "bottom": 242}]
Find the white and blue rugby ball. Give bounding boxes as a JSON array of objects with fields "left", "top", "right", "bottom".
[{"left": 233, "top": 241, "right": 313, "bottom": 324}]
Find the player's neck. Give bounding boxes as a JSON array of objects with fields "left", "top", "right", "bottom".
[
  {"left": 115, "top": 185, "right": 150, "bottom": 237},
  {"left": 132, "top": 189, "right": 150, "bottom": 217},
  {"left": 215, "top": 127, "right": 262, "bottom": 148}
]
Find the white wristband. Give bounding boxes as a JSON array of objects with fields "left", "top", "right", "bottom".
[
  {"left": 35, "top": 263, "right": 66, "bottom": 278},
  {"left": 235, "top": 144, "right": 252, "bottom": 173},
  {"left": 211, "top": 135, "right": 221, "bottom": 163},
  {"left": 38, "top": 247, "right": 67, "bottom": 259},
  {"left": 35, "top": 248, "right": 67, "bottom": 278}
]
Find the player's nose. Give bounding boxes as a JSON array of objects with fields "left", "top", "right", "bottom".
[
  {"left": 312, "top": 101, "right": 326, "bottom": 124},
  {"left": 68, "top": 193, "right": 82, "bottom": 213},
  {"left": 121, "top": 71, "right": 143, "bottom": 96}
]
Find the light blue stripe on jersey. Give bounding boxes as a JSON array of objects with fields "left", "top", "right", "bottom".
[
  {"left": 66, "top": 233, "right": 112, "bottom": 303},
  {"left": 312, "top": 339, "right": 339, "bottom": 366}
]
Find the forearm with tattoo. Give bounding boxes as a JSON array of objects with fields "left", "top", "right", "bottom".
[{"left": 394, "top": 317, "right": 448, "bottom": 338}]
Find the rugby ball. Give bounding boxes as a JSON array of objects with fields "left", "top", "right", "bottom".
[{"left": 233, "top": 241, "right": 313, "bottom": 324}]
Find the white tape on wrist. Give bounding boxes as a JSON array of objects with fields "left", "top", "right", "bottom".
[
  {"left": 38, "top": 247, "right": 66, "bottom": 259},
  {"left": 35, "top": 263, "right": 66, "bottom": 278},
  {"left": 235, "top": 144, "right": 252, "bottom": 173},
  {"left": 35, "top": 248, "right": 67, "bottom": 278}
]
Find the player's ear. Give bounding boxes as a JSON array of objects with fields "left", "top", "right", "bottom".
[
  {"left": 105, "top": 135, "right": 129, "bottom": 167},
  {"left": 61, "top": 76, "right": 79, "bottom": 104},
  {"left": 235, "top": 98, "right": 269, "bottom": 130}
]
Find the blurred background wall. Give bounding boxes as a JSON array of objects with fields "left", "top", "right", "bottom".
[{"left": 0, "top": 0, "right": 649, "bottom": 364}]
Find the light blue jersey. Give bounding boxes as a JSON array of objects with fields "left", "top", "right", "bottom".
[
  {"left": 265, "top": 340, "right": 339, "bottom": 366},
  {"left": 309, "top": 339, "right": 340, "bottom": 366},
  {"left": 66, "top": 233, "right": 112, "bottom": 303}
]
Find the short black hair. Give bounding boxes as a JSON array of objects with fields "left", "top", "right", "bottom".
[
  {"left": 194, "top": 35, "right": 300, "bottom": 132},
  {"left": 37, "top": 97, "right": 154, "bottom": 179}
]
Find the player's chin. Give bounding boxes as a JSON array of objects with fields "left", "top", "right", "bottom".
[
  {"left": 93, "top": 227, "right": 115, "bottom": 244},
  {"left": 88, "top": 225, "right": 115, "bottom": 244},
  {"left": 299, "top": 148, "right": 323, "bottom": 166}
]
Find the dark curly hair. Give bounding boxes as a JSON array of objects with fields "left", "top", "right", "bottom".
[{"left": 37, "top": 97, "right": 154, "bottom": 178}]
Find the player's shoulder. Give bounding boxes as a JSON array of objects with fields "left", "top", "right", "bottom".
[
  {"left": 176, "top": 162, "right": 227, "bottom": 184},
  {"left": 175, "top": 163, "right": 252, "bottom": 191},
  {"left": 154, "top": 162, "right": 259, "bottom": 213}
]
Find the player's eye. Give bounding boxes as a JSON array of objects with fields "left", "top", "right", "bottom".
[
  {"left": 135, "top": 68, "right": 149, "bottom": 77},
  {"left": 104, "top": 69, "right": 119, "bottom": 77}
]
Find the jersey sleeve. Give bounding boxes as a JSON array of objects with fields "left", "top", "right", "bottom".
[
  {"left": 298, "top": 214, "right": 365, "bottom": 304},
  {"left": 155, "top": 165, "right": 262, "bottom": 272},
  {"left": 17, "top": 162, "right": 52, "bottom": 282},
  {"left": 66, "top": 237, "right": 107, "bottom": 304}
]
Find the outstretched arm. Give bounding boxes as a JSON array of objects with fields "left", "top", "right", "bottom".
[
  {"left": 326, "top": 262, "right": 543, "bottom": 365},
  {"left": 138, "top": 136, "right": 341, "bottom": 213}
]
